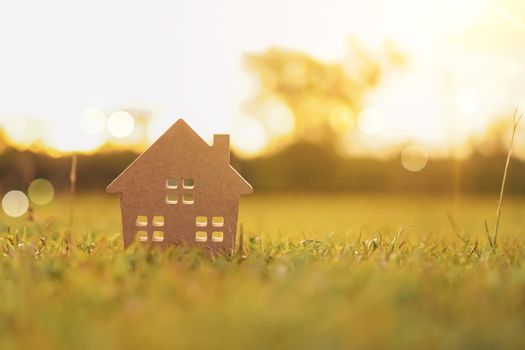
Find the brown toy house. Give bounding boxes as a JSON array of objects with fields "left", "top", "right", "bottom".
[{"left": 107, "top": 119, "right": 253, "bottom": 253}]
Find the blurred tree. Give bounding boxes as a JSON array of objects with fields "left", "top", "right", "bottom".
[{"left": 244, "top": 42, "right": 404, "bottom": 151}]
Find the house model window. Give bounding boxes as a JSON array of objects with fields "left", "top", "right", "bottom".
[
  {"left": 183, "top": 178, "right": 194, "bottom": 189},
  {"left": 194, "top": 216, "right": 224, "bottom": 243},
  {"left": 135, "top": 215, "right": 165, "bottom": 242},
  {"left": 166, "top": 178, "right": 178, "bottom": 189},
  {"left": 165, "top": 177, "right": 195, "bottom": 205},
  {"left": 106, "top": 119, "right": 253, "bottom": 252}
]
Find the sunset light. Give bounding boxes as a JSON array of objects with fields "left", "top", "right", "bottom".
[
  {"left": 231, "top": 117, "right": 268, "bottom": 156},
  {"left": 2, "top": 1, "right": 525, "bottom": 348},
  {"left": 80, "top": 108, "right": 106, "bottom": 135},
  {"left": 0, "top": 0, "right": 523, "bottom": 159}
]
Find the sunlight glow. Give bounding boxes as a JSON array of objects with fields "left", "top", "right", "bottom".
[
  {"left": 262, "top": 100, "right": 295, "bottom": 136},
  {"left": 46, "top": 123, "right": 105, "bottom": 153},
  {"left": 485, "top": 0, "right": 525, "bottom": 32},
  {"left": 231, "top": 117, "right": 268, "bottom": 155},
  {"left": 80, "top": 108, "right": 106, "bottom": 135},
  {"left": 456, "top": 88, "right": 482, "bottom": 116},
  {"left": 0, "top": 0, "right": 523, "bottom": 158},
  {"left": 107, "top": 111, "right": 135, "bottom": 138},
  {"left": 3, "top": 118, "right": 42, "bottom": 148},
  {"left": 457, "top": 0, "right": 487, "bottom": 17},
  {"left": 2, "top": 191, "right": 29, "bottom": 218}
]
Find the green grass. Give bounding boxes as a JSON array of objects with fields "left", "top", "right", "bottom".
[{"left": 1, "top": 193, "right": 525, "bottom": 349}]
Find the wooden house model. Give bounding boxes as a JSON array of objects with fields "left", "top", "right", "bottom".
[{"left": 106, "top": 119, "right": 253, "bottom": 253}]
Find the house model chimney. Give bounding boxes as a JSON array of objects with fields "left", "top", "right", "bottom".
[{"left": 213, "top": 134, "right": 230, "bottom": 162}]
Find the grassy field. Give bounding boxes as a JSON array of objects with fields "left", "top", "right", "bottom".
[{"left": 0, "top": 193, "right": 525, "bottom": 349}]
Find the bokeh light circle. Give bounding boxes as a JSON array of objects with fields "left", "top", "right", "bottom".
[
  {"left": 28, "top": 179, "right": 55, "bottom": 205},
  {"left": 107, "top": 111, "right": 135, "bottom": 138},
  {"left": 329, "top": 105, "right": 355, "bottom": 132},
  {"left": 401, "top": 145, "right": 429, "bottom": 172},
  {"left": 80, "top": 108, "right": 106, "bottom": 135},
  {"left": 2, "top": 191, "right": 29, "bottom": 217},
  {"left": 357, "top": 107, "right": 383, "bottom": 135}
]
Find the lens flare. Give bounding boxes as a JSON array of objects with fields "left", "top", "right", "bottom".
[
  {"left": 401, "top": 145, "right": 429, "bottom": 172},
  {"left": 28, "top": 179, "right": 55, "bottom": 205},
  {"left": 107, "top": 111, "right": 135, "bottom": 138},
  {"left": 357, "top": 108, "right": 384, "bottom": 135},
  {"left": 2, "top": 191, "right": 29, "bottom": 218}
]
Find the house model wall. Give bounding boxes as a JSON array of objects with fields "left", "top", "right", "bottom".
[{"left": 106, "top": 119, "right": 253, "bottom": 254}]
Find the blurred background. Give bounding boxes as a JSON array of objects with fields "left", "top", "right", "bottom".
[{"left": 1, "top": 0, "right": 525, "bottom": 196}]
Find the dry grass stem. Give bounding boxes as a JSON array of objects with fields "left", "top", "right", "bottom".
[{"left": 493, "top": 108, "right": 522, "bottom": 247}]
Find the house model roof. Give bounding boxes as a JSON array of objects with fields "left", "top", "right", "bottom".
[{"left": 106, "top": 119, "right": 253, "bottom": 195}]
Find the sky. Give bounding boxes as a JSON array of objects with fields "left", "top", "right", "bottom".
[{"left": 0, "top": 0, "right": 525, "bottom": 156}]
